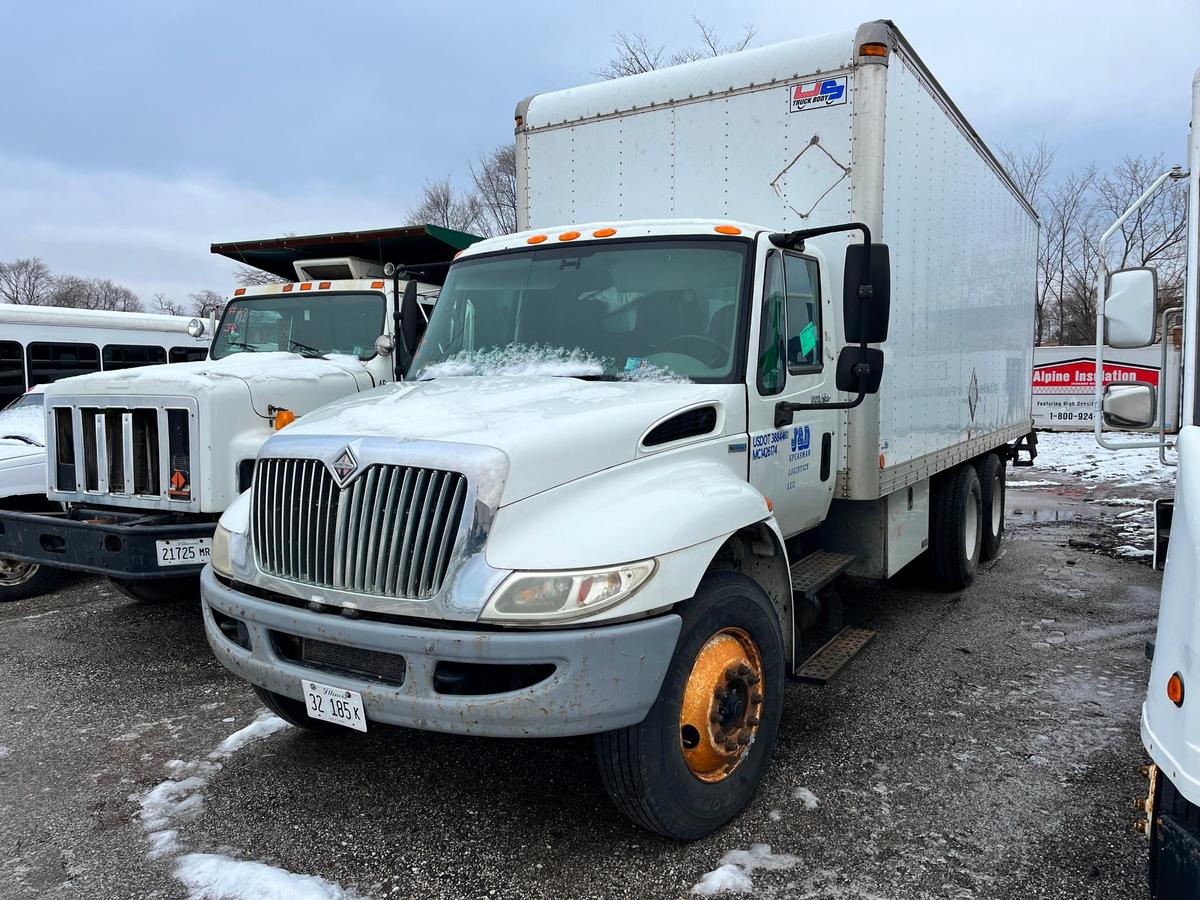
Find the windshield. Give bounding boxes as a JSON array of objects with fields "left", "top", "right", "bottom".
[
  {"left": 409, "top": 239, "right": 749, "bottom": 382},
  {"left": 210, "top": 292, "right": 385, "bottom": 360},
  {"left": 0, "top": 392, "right": 44, "bottom": 445}
]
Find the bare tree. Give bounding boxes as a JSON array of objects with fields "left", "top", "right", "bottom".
[
  {"left": 153, "top": 293, "right": 189, "bottom": 316},
  {"left": 596, "top": 17, "right": 756, "bottom": 79},
  {"left": 235, "top": 265, "right": 290, "bottom": 287},
  {"left": 407, "top": 177, "right": 484, "bottom": 234},
  {"left": 189, "top": 289, "right": 228, "bottom": 319},
  {"left": 999, "top": 141, "right": 1058, "bottom": 343},
  {"left": 0, "top": 258, "right": 54, "bottom": 305},
  {"left": 49, "top": 276, "right": 143, "bottom": 312},
  {"left": 470, "top": 144, "right": 519, "bottom": 237}
]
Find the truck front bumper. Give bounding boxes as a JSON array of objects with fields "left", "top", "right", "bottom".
[
  {"left": 201, "top": 566, "right": 682, "bottom": 737},
  {"left": 0, "top": 508, "right": 214, "bottom": 579}
]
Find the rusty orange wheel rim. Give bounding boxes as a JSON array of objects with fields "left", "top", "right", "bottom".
[{"left": 679, "top": 627, "right": 764, "bottom": 783}]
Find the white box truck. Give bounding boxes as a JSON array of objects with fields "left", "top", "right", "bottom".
[
  {"left": 0, "top": 225, "right": 474, "bottom": 602},
  {"left": 200, "top": 20, "right": 1038, "bottom": 838},
  {"left": 1092, "top": 70, "right": 1200, "bottom": 898}
]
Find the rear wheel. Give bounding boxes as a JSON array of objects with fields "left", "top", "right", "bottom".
[
  {"left": 108, "top": 576, "right": 200, "bottom": 604},
  {"left": 253, "top": 685, "right": 345, "bottom": 733},
  {"left": 0, "top": 558, "right": 60, "bottom": 602},
  {"left": 594, "top": 571, "right": 784, "bottom": 840},
  {"left": 977, "top": 453, "right": 1006, "bottom": 561},
  {"left": 930, "top": 464, "right": 982, "bottom": 590}
]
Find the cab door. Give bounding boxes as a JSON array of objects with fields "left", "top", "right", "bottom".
[{"left": 747, "top": 242, "right": 839, "bottom": 536}]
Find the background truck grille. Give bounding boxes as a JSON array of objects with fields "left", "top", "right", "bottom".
[{"left": 253, "top": 458, "right": 468, "bottom": 600}]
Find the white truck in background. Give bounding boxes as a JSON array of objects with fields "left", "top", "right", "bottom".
[
  {"left": 201, "top": 21, "right": 1038, "bottom": 839},
  {"left": 0, "top": 225, "right": 473, "bottom": 602},
  {"left": 0, "top": 305, "right": 211, "bottom": 602},
  {"left": 1094, "top": 69, "right": 1200, "bottom": 900}
]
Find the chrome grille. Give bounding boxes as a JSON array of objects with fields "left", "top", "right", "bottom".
[{"left": 253, "top": 458, "right": 468, "bottom": 599}]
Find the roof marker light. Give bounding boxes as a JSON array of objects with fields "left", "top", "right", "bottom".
[
  {"left": 300, "top": 282, "right": 312, "bottom": 291},
  {"left": 558, "top": 231, "right": 581, "bottom": 241},
  {"left": 319, "top": 281, "right": 331, "bottom": 290},
  {"left": 593, "top": 228, "right": 617, "bottom": 238},
  {"left": 714, "top": 225, "right": 742, "bottom": 235},
  {"left": 859, "top": 42, "right": 889, "bottom": 57},
  {"left": 282, "top": 284, "right": 294, "bottom": 292},
  {"left": 371, "top": 281, "right": 385, "bottom": 289},
  {"left": 234, "top": 288, "right": 246, "bottom": 296},
  {"left": 527, "top": 234, "right": 548, "bottom": 244}
]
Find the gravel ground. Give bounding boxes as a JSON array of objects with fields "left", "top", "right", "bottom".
[{"left": 0, "top": 478, "right": 1165, "bottom": 899}]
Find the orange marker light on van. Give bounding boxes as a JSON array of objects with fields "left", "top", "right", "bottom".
[
  {"left": 714, "top": 224, "right": 742, "bottom": 235},
  {"left": 234, "top": 288, "right": 246, "bottom": 296},
  {"left": 1168, "top": 672, "right": 1185, "bottom": 706},
  {"left": 299, "top": 282, "right": 312, "bottom": 291},
  {"left": 319, "top": 282, "right": 331, "bottom": 290},
  {"left": 593, "top": 228, "right": 617, "bottom": 238},
  {"left": 282, "top": 284, "right": 294, "bottom": 292},
  {"left": 527, "top": 234, "right": 548, "bottom": 244},
  {"left": 558, "top": 231, "right": 581, "bottom": 241},
  {"left": 859, "top": 41, "right": 889, "bottom": 57}
]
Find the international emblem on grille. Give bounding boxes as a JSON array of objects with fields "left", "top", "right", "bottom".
[{"left": 331, "top": 448, "right": 357, "bottom": 483}]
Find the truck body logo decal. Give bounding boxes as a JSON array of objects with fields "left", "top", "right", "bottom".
[
  {"left": 789, "top": 76, "right": 848, "bottom": 113},
  {"left": 331, "top": 447, "right": 357, "bottom": 484}
]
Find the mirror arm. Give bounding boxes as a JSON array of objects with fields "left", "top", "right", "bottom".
[
  {"left": 391, "top": 270, "right": 403, "bottom": 381},
  {"left": 770, "top": 222, "right": 875, "bottom": 422}
]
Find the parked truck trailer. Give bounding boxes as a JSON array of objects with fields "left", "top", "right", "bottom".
[
  {"left": 0, "top": 225, "right": 474, "bottom": 602},
  {"left": 201, "top": 21, "right": 1039, "bottom": 838}
]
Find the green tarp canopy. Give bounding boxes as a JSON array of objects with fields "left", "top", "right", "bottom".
[{"left": 211, "top": 224, "right": 481, "bottom": 284}]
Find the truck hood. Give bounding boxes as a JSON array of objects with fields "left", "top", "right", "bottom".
[
  {"left": 0, "top": 439, "right": 42, "bottom": 468},
  {"left": 45, "top": 352, "right": 374, "bottom": 416},
  {"left": 281, "top": 376, "right": 740, "bottom": 504}
]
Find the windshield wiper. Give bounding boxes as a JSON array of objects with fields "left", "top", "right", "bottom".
[
  {"left": 226, "top": 340, "right": 259, "bottom": 352},
  {"left": 1, "top": 435, "right": 40, "bottom": 445},
  {"left": 288, "top": 340, "right": 326, "bottom": 358}
]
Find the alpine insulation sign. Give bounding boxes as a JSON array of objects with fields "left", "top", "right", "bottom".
[{"left": 1032, "top": 345, "right": 1179, "bottom": 431}]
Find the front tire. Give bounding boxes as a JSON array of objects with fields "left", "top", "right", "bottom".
[
  {"left": 976, "top": 453, "right": 1006, "bottom": 562},
  {"left": 0, "top": 558, "right": 60, "bottom": 602},
  {"left": 594, "top": 571, "right": 785, "bottom": 840},
  {"left": 108, "top": 576, "right": 200, "bottom": 604},
  {"left": 930, "top": 464, "right": 983, "bottom": 590}
]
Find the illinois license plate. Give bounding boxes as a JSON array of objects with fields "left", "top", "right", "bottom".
[
  {"left": 154, "top": 538, "right": 212, "bottom": 567},
  {"left": 302, "top": 679, "right": 367, "bottom": 732}
]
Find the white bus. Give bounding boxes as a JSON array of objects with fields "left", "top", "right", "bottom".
[{"left": 0, "top": 304, "right": 211, "bottom": 409}]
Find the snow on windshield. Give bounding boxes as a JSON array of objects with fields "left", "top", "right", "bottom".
[
  {"left": 419, "top": 344, "right": 691, "bottom": 383},
  {"left": 0, "top": 398, "right": 45, "bottom": 445}
]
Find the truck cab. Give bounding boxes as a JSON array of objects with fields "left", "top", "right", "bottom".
[{"left": 0, "top": 224, "right": 475, "bottom": 601}]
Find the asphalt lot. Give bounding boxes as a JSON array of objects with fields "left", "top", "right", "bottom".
[{"left": 0, "top": 475, "right": 1164, "bottom": 899}]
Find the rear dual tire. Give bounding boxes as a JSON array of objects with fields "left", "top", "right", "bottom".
[
  {"left": 976, "top": 453, "right": 1006, "bottom": 562},
  {"left": 931, "top": 463, "right": 983, "bottom": 590}
]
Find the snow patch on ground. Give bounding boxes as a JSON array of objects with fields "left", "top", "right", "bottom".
[
  {"left": 0, "top": 745, "right": 11, "bottom": 759},
  {"left": 691, "top": 844, "right": 800, "bottom": 895},
  {"left": 1028, "top": 431, "right": 1175, "bottom": 487},
  {"left": 792, "top": 786, "right": 820, "bottom": 809},
  {"left": 175, "top": 853, "right": 366, "bottom": 900},
  {"left": 132, "top": 712, "right": 356, "bottom": 899}
]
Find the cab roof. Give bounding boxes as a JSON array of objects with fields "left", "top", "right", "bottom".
[{"left": 459, "top": 218, "right": 768, "bottom": 258}]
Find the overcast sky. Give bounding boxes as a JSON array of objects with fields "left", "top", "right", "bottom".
[{"left": 1, "top": 0, "right": 1196, "bottom": 302}]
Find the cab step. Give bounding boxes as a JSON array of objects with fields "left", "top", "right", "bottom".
[
  {"left": 795, "top": 627, "right": 876, "bottom": 685},
  {"left": 789, "top": 549, "right": 856, "bottom": 600}
]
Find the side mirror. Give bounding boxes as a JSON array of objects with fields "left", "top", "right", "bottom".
[
  {"left": 374, "top": 334, "right": 395, "bottom": 357},
  {"left": 1102, "top": 382, "right": 1156, "bottom": 429},
  {"left": 843, "top": 243, "right": 891, "bottom": 343},
  {"left": 1104, "top": 267, "right": 1157, "bottom": 349},
  {"left": 400, "top": 280, "right": 424, "bottom": 357},
  {"left": 835, "top": 346, "right": 885, "bottom": 394}
]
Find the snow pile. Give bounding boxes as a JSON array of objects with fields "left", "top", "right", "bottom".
[
  {"left": 131, "top": 711, "right": 361, "bottom": 899},
  {"left": 692, "top": 844, "right": 800, "bottom": 896},
  {"left": 1030, "top": 431, "right": 1175, "bottom": 487},
  {"left": 175, "top": 853, "right": 365, "bottom": 900},
  {"left": 0, "top": 404, "right": 44, "bottom": 445},
  {"left": 620, "top": 361, "right": 692, "bottom": 384},
  {"left": 420, "top": 345, "right": 606, "bottom": 379},
  {"left": 59, "top": 352, "right": 365, "bottom": 392},
  {"left": 792, "top": 786, "right": 820, "bottom": 809}
]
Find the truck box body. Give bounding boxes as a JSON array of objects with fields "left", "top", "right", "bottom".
[{"left": 517, "top": 20, "right": 1038, "bottom": 507}]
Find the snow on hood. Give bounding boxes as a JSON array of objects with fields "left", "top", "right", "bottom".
[
  {"left": 43, "top": 352, "right": 371, "bottom": 417},
  {"left": 282, "top": 376, "right": 735, "bottom": 504},
  {"left": 418, "top": 345, "right": 691, "bottom": 383}
]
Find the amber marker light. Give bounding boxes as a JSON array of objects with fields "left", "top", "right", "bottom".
[
  {"left": 714, "top": 224, "right": 742, "bottom": 235},
  {"left": 282, "top": 284, "right": 294, "bottom": 292},
  {"left": 233, "top": 288, "right": 246, "bottom": 296},
  {"left": 371, "top": 281, "right": 385, "bottom": 289},
  {"left": 273, "top": 409, "right": 296, "bottom": 430},
  {"left": 299, "top": 282, "right": 312, "bottom": 291},
  {"left": 527, "top": 234, "right": 548, "bottom": 244},
  {"left": 319, "top": 282, "right": 331, "bottom": 289},
  {"left": 859, "top": 42, "right": 888, "bottom": 57},
  {"left": 593, "top": 228, "right": 617, "bottom": 238},
  {"left": 558, "top": 231, "right": 582, "bottom": 241},
  {"left": 1168, "top": 672, "right": 1185, "bottom": 707}
]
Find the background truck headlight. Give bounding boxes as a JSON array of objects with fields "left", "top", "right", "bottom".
[
  {"left": 481, "top": 560, "right": 656, "bottom": 623},
  {"left": 211, "top": 524, "right": 234, "bottom": 577}
]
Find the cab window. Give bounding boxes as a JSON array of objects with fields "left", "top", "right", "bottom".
[
  {"left": 784, "top": 254, "right": 822, "bottom": 373},
  {"left": 756, "top": 252, "right": 786, "bottom": 395}
]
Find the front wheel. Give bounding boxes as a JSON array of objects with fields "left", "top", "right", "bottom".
[
  {"left": 0, "top": 558, "right": 60, "bottom": 602},
  {"left": 108, "top": 576, "right": 200, "bottom": 604},
  {"left": 594, "top": 571, "right": 785, "bottom": 840}
]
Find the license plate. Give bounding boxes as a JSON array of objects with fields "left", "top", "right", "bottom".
[
  {"left": 301, "top": 679, "right": 367, "bottom": 732},
  {"left": 155, "top": 538, "right": 212, "bottom": 567}
]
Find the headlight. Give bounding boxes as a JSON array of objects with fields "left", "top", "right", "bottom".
[
  {"left": 211, "top": 523, "right": 233, "bottom": 577},
  {"left": 481, "top": 560, "right": 656, "bottom": 623}
]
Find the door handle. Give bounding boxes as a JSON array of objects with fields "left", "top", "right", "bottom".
[{"left": 820, "top": 432, "right": 832, "bottom": 482}]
